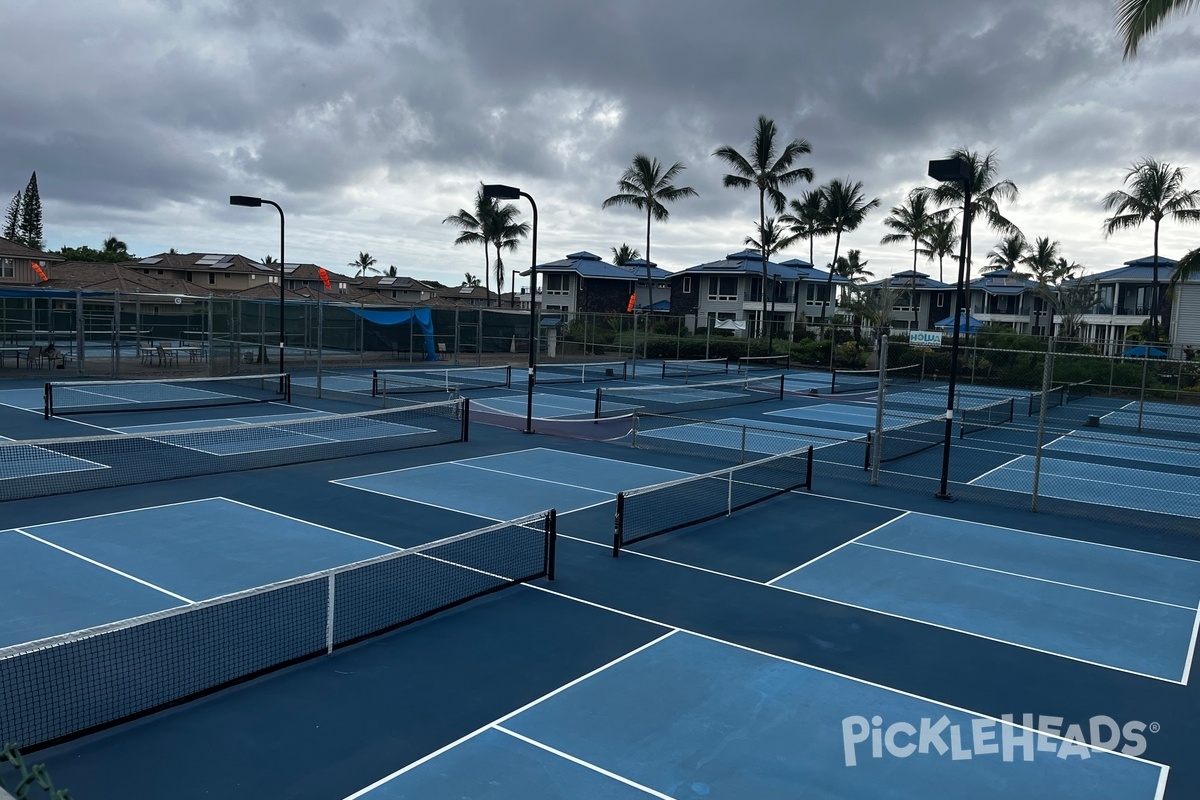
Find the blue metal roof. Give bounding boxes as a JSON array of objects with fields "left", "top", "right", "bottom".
[
  {"left": 862, "top": 270, "right": 951, "bottom": 290},
  {"left": 1073, "top": 257, "right": 1179, "bottom": 284},
  {"left": 676, "top": 250, "right": 843, "bottom": 282},
  {"left": 533, "top": 251, "right": 670, "bottom": 280},
  {"left": 970, "top": 268, "right": 1036, "bottom": 295}
]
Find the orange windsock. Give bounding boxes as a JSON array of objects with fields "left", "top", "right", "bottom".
[
  {"left": 32, "top": 261, "right": 49, "bottom": 282},
  {"left": 318, "top": 267, "right": 332, "bottom": 290}
]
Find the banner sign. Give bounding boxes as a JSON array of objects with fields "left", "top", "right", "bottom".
[{"left": 909, "top": 330, "right": 943, "bottom": 347}]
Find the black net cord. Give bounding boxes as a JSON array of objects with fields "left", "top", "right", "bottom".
[{"left": 612, "top": 492, "right": 625, "bottom": 557}]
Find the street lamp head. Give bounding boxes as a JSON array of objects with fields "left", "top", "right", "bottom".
[
  {"left": 482, "top": 184, "right": 521, "bottom": 200},
  {"left": 927, "top": 158, "right": 971, "bottom": 184},
  {"left": 229, "top": 195, "right": 263, "bottom": 207}
]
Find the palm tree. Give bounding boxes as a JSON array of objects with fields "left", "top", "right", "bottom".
[
  {"left": 385, "top": 265, "right": 398, "bottom": 278},
  {"left": 843, "top": 277, "right": 900, "bottom": 334},
  {"left": 602, "top": 154, "right": 697, "bottom": 310},
  {"left": 348, "top": 251, "right": 378, "bottom": 278},
  {"left": 1102, "top": 157, "right": 1200, "bottom": 339},
  {"left": 1168, "top": 246, "right": 1200, "bottom": 296},
  {"left": 262, "top": 255, "right": 277, "bottom": 266},
  {"left": 103, "top": 236, "right": 128, "bottom": 255},
  {"left": 881, "top": 189, "right": 936, "bottom": 330},
  {"left": 929, "top": 148, "right": 1020, "bottom": 331},
  {"left": 1021, "top": 237, "right": 1065, "bottom": 336},
  {"left": 463, "top": 272, "right": 481, "bottom": 287},
  {"left": 780, "top": 190, "right": 831, "bottom": 268},
  {"left": 986, "top": 232, "right": 1030, "bottom": 274},
  {"left": 817, "top": 178, "right": 880, "bottom": 325},
  {"left": 445, "top": 186, "right": 511, "bottom": 306},
  {"left": 1117, "top": 0, "right": 1198, "bottom": 58},
  {"left": 743, "top": 217, "right": 799, "bottom": 262},
  {"left": 921, "top": 216, "right": 959, "bottom": 283},
  {"left": 1057, "top": 274, "right": 1102, "bottom": 340},
  {"left": 484, "top": 202, "right": 530, "bottom": 305},
  {"left": 713, "top": 116, "right": 814, "bottom": 337},
  {"left": 832, "top": 250, "right": 874, "bottom": 313},
  {"left": 611, "top": 243, "right": 641, "bottom": 266}
]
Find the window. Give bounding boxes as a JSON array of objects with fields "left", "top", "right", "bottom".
[
  {"left": 185, "top": 271, "right": 193, "bottom": 282},
  {"left": 708, "top": 276, "right": 738, "bottom": 301},
  {"left": 0, "top": 258, "right": 13, "bottom": 278},
  {"left": 805, "top": 284, "right": 828, "bottom": 303},
  {"left": 544, "top": 273, "right": 570, "bottom": 294},
  {"left": 682, "top": 276, "right": 692, "bottom": 293},
  {"left": 208, "top": 273, "right": 216, "bottom": 285},
  {"left": 545, "top": 304, "right": 568, "bottom": 312},
  {"left": 937, "top": 294, "right": 945, "bottom": 308}
]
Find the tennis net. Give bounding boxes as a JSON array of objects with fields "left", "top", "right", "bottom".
[
  {"left": 595, "top": 374, "right": 785, "bottom": 418},
  {"left": 959, "top": 397, "right": 1015, "bottom": 436},
  {"left": 1027, "top": 385, "right": 1067, "bottom": 416},
  {"left": 372, "top": 365, "right": 511, "bottom": 396},
  {"left": 731, "top": 353, "right": 792, "bottom": 372},
  {"left": 612, "top": 447, "right": 813, "bottom": 555},
  {"left": 1, "top": 398, "right": 466, "bottom": 502},
  {"left": 44, "top": 373, "right": 290, "bottom": 418},
  {"left": 831, "top": 364, "right": 920, "bottom": 393},
  {"left": 0, "top": 510, "right": 556, "bottom": 749},
  {"left": 864, "top": 415, "right": 945, "bottom": 466},
  {"left": 1064, "top": 380, "right": 1093, "bottom": 404},
  {"left": 535, "top": 361, "right": 628, "bottom": 383},
  {"left": 660, "top": 358, "right": 730, "bottom": 380}
]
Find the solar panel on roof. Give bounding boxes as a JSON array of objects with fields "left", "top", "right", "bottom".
[
  {"left": 459, "top": 286, "right": 474, "bottom": 294},
  {"left": 379, "top": 277, "right": 396, "bottom": 285},
  {"left": 138, "top": 257, "right": 163, "bottom": 265}
]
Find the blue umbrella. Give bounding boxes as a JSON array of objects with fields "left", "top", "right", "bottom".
[{"left": 1122, "top": 345, "right": 1168, "bottom": 358}]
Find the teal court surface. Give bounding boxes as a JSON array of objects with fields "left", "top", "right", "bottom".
[{"left": 0, "top": 362, "right": 1198, "bottom": 800}]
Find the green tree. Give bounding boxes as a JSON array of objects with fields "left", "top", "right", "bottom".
[
  {"left": 843, "top": 277, "right": 900, "bottom": 330},
  {"left": 3, "top": 192, "right": 19, "bottom": 241},
  {"left": 921, "top": 216, "right": 959, "bottom": 284},
  {"left": 1117, "top": 0, "right": 1198, "bottom": 58},
  {"left": 880, "top": 189, "right": 936, "bottom": 330},
  {"left": 816, "top": 177, "right": 880, "bottom": 325},
  {"left": 1168, "top": 246, "right": 1200, "bottom": 295},
  {"left": 463, "top": 272, "right": 481, "bottom": 287},
  {"left": 484, "top": 201, "right": 529, "bottom": 304},
  {"left": 385, "top": 265, "right": 398, "bottom": 277},
  {"left": 1056, "top": 275, "right": 1102, "bottom": 340},
  {"left": 610, "top": 243, "right": 641, "bottom": 266},
  {"left": 833, "top": 249, "right": 874, "bottom": 285},
  {"left": 780, "top": 189, "right": 831, "bottom": 268},
  {"left": 262, "top": 255, "right": 277, "bottom": 266},
  {"left": 18, "top": 172, "right": 43, "bottom": 249},
  {"left": 103, "top": 236, "right": 131, "bottom": 260},
  {"left": 602, "top": 154, "right": 697, "bottom": 310},
  {"left": 1102, "top": 158, "right": 1200, "bottom": 339},
  {"left": 444, "top": 188, "right": 492, "bottom": 300},
  {"left": 929, "top": 148, "right": 1020, "bottom": 323},
  {"left": 713, "top": 116, "right": 813, "bottom": 336},
  {"left": 348, "top": 251, "right": 378, "bottom": 278},
  {"left": 987, "top": 232, "right": 1030, "bottom": 275},
  {"left": 1021, "top": 237, "right": 1066, "bottom": 336}
]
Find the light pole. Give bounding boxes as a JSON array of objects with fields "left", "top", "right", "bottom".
[
  {"left": 483, "top": 184, "right": 537, "bottom": 434},
  {"left": 511, "top": 268, "right": 518, "bottom": 309},
  {"left": 927, "top": 157, "right": 973, "bottom": 500},
  {"left": 229, "top": 195, "right": 285, "bottom": 378}
]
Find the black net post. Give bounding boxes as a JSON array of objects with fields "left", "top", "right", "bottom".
[
  {"left": 594, "top": 387, "right": 603, "bottom": 420},
  {"left": 461, "top": 397, "right": 471, "bottom": 442},
  {"left": 806, "top": 445, "right": 814, "bottom": 490},
  {"left": 545, "top": 509, "right": 557, "bottom": 580},
  {"left": 777, "top": 372, "right": 785, "bottom": 400},
  {"left": 612, "top": 492, "right": 625, "bottom": 557},
  {"left": 43, "top": 382, "right": 52, "bottom": 420}
]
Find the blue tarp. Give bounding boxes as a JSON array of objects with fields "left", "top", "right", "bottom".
[
  {"left": 1122, "top": 345, "right": 1168, "bottom": 358},
  {"left": 933, "top": 314, "right": 983, "bottom": 334},
  {"left": 346, "top": 307, "right": 438, "bottom": 361}
]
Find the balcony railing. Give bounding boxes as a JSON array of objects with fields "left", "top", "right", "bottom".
[{"left": 1115, "top": 304, "right": 1150, "bottom": 315}]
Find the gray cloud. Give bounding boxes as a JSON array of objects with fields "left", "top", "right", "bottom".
[{"left": 1, "top": 0, "right": 1197, "bottom": 279}]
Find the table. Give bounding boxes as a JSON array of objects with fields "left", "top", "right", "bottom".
[{"left": 0, "top": 346, "right": 26, "bottom": 367}]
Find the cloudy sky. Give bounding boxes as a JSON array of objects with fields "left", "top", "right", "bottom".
[{"left": 2, "top": 0, "right": 1198, "bottom": 288}]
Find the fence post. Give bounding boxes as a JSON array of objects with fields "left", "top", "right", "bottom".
[
  {"left": 316, "top": 299, "right": 324, "bottom": 396},
  {"left": 1137, "top": 352, "right": 1149, "bottom": 431},
  {"left": 75, "top": 289, "right": 85, "bottom": 376},
  {"left": 870, "top": 327, "right": 890, "bottom": 485},
  {"left": 1030, "top": 337, "right": 1056, "bottom": 512},
  {"left": 740, "top": 425, "right": 748, "bottom": 465}
]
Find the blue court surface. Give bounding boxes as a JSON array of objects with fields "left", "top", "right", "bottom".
[
  {"left": 353, "top": 631, "right": 1165, "bottom": 799},
  {"left": 0, "top": 441, "right": 107, "bottom": 480},
  {"left": 0, "top": 497, "right": 394, "bottom": 647},
  {"left": 1102, "top": 408, "right": 1200, "bottom": 436},
  {"left": 1043, "top": 431, "right": 1200, "bottom": 470},
  {"left": 771, "top": 512, "right": 1200, "bottom": 682},
  {"left": 635, "top": 416, "right": 858, "bottom": 456},
  {"left": 970, "top": 455, "right": 1200, "bottom": 519},
  {"left": 334, "top": 447, "right": 690, "bottom": 520},
  {"left": 108, "top": 410, "right": 337, "bottom": 435},
  {"left": 767, "top": 402, "right": 925, "bottom": 430}
]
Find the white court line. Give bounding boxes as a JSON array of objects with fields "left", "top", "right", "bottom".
[
  {"left": 341, "top": 631, "right": 678, "bottom": 799},
  {"left": 1182, "top": 605, "right": 1200, "bottom": 686},
  {"left": 328, "top": 482, "right": 502, "bottom": 523},
  {"left": 456, "top": 462, "right": 616, "bottom": 499},
  {"left": 217, "top": 498, "right": 402, "bottom": 552},
  {"left": 853, "top": 541, "right": 1197, "bottom": 611},
  {"left": 494, "top": 725, "right": 673, "bottom": 799},
  {"left": 765, "top": 512, "right": 910, "bottom": 585},
  {"left": 20, "top": 496, "right": 222, "bottom": 529},
  {"left": 559, "top": 534, "right": 1187, "bottom": 685},
  {"left": 14, "top": 529, "right": 194, "bottom": 603},
  {"left": 524, "top": 583, "right": 1173, "bottom": 775},
  {"left": 968, "top": 454, "right": 1028, "bottom": 485}
]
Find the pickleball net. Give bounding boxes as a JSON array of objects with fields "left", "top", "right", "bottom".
[
  {"left": 372, "top": 365, "right": 511, "bottom": 396},
  {"left": 831, "top": 363, "right": 920, "bottom": 393},
  {"left": 660, "top": 358, "right": 731, "bottom": 380},
  {"left": 0, "top": 509, "right": 557, "bottom": 749},
  {"left": 596, "top": 374, "right": 785, "bottom": 417},
  {"left": 612, "top": 446, "right": 813, "bottom": 555},
  {"left": 535, "top": 361, "right": 628, "bottom": 383},
  {"left": 44, "top": 373, "right": 290, "bottom": 418}
]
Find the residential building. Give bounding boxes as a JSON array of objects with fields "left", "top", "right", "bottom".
[
  {"left": 430, "top": 283, "right": 500, "bottom": 308},
  {"left": 130, "top": 253, "right": 281, "bottom": 291},
  {"left": 669, "top": 250, "right": 846, "bottom": 337},
  {"left": 1069, "top": 256, "right": 1179, "bottom": 352},
  {"left": 858, "top": 270, "right": 954, "bottom": 331},
  {"left": 356, "top": 275, "right": 435, "bottom": 304},
  {"left": 963, "top": 268, "right": 1040, "bottom": 333},
  {"left": 532, "top": 251, "right": 670, "bottom": 317},
  {"left": 0, "top": 237, "right": 62, "bottom": 285},
  {"left": 1169, "top": 268, "right": 1199, "bottom": 358}
]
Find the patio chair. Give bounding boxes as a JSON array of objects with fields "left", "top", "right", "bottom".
[
  {"left": 21, "top": 346, "right": 43, "bottom": 368},
  {"left": 156, "top": 344, "right": 178, "bottom": 367}
]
